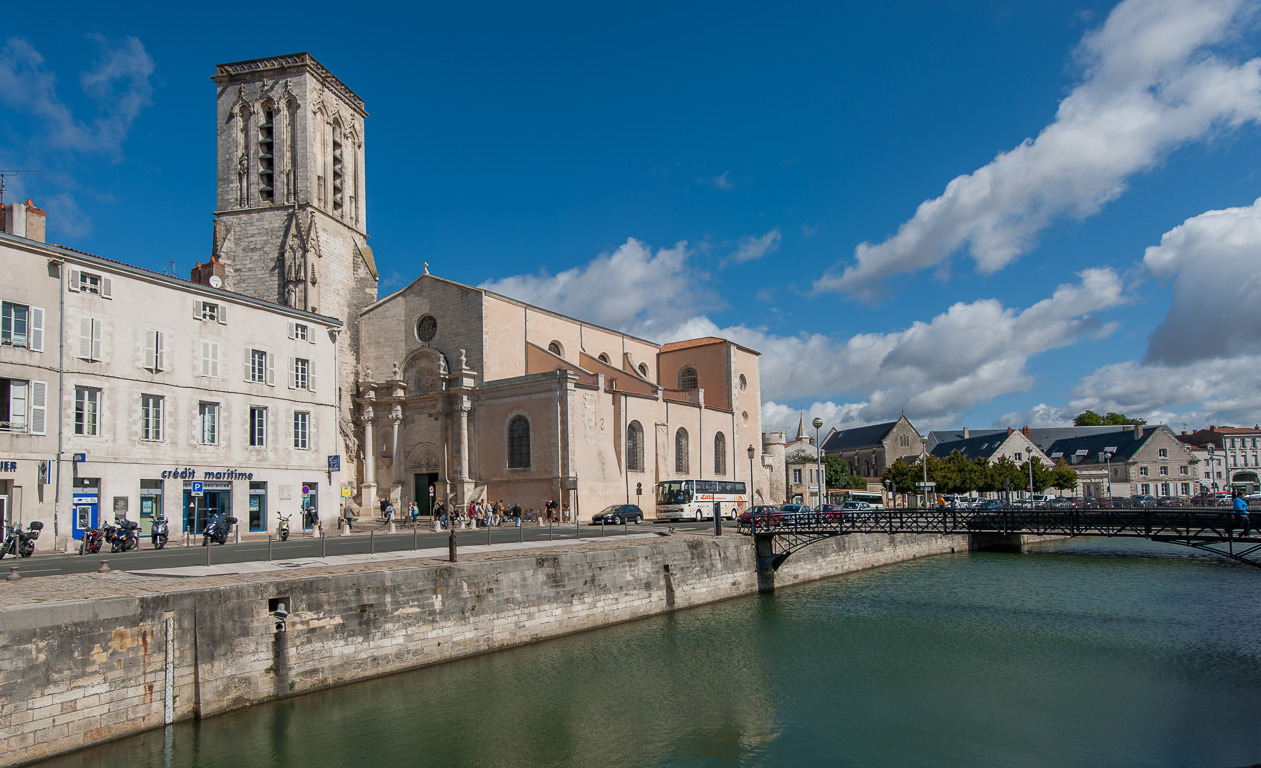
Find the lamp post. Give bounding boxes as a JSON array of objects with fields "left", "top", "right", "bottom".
[
  {"left": 812, "top": 417, "right": 824, "bottom": 508},
  {"left": 1103, "top": 451, "right": 1113, "bottom": 502},
  {"left": 920, "top": 436, "right": 929, "bottom": 508},
  {"left": 1028, "top": 459, "right": 1035, "bottom": 507},
  {"left": 747, "top": 445, "right": 756, "bottom": 531}
]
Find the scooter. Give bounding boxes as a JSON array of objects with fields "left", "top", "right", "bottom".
[
  {"left": 0, "top": 521, "right": 43, "bottom": 559},
  {"left": 202, "top": 514, "right": 237, "bottom": 546},
  {"left": 109, "top": 518, "right": 140, "bottom": 553},
  {"left": 150, "top": 515, "right": 169, "bottom": 550},
  {"left": 277, "top": 513, "right": 291, "bottom": 542},
  {"left": 78, "top": 526, "right": 105, "bottom": 555}
]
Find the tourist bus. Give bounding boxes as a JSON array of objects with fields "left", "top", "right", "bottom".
[
  {"left": 832, "top": 489, "right": 886, "bottom": 510},
  {"left": 656, "top": 480, "right": 748, "bottom": 521}
]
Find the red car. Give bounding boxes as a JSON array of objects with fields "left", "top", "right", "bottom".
[{"left": 738, "top": 506, "right": 783, "bottom": 528}]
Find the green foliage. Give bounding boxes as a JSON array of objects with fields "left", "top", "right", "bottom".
[
  {"left": 1051, "top": 458, "right": 1079, "bottom": 491},
  {"left": 823, "top": 455, "right": 865, "bottom": 490},
  {"left": 785, "top": 448, "right": 817, "bottom": 465},
  {"left": 1074, "top": 410, "right": 1145, "bottom": 426},
  {"left": 882, "top": 457, "right": 920, "bottom": 493}
]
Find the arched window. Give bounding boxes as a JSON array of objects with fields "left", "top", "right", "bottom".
[
  {"left": 679, "top": 367, "right": 698, "bottom": 390},
  {"left": 714, "top": 432, "right": 727, "bottom": 475},
  {"left": 675, "top": 428, "right": 689, "bottom": 474},
  {"left": 627, "top": 421, "right": 644, "bottom": 472},
  {"left": 548, "top": 341, "right": 563, "bottom": 357},
  {"left": 638, "top": 363, "right": 649, "bottom": 377},
  {"left": 508, "top": 416, "right": 531, "bottom": 468},
  {"left": 598, "top": 353, "right": 610, "bottom": 364}
]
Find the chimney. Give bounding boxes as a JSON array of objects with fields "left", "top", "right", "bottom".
[
  {"left": 1022, "top": 425, "right": 1030, "bottom": 438},
  {"left": 1006, "top": 426, "right": 1013, "bottom": 436},
  {"left": 191, "top": 256, "right": 227, "bottom": 288},
  {"left": 1, "top": 199, "right": 47, "bottom": 243},
  {"left": 1133, "top": 423, "right": 1142, "bottom": 439},
  {"left": 962, "top": 426, "right": 970, "bottom": 439}
]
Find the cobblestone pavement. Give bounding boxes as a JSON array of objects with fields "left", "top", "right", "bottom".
[{"left": 0, "top": 530, "right": 715, "bottom": 609}]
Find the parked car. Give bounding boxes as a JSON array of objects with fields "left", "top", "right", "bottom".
[
  {"left": 1085, "top": 497, "right": 1114, "bottom": 508},
  {"left": 590, "top": 504, "right": 644, "bottom": 525},
  {"left": 1128, "top": 494, "right": 1158, "bottom": 508},
  {"left": 777, "top": 503, "right": 813, "bottom": 521},
  {"left": 738, "top": 505, "right": 783, "bottom": 528},
  {"left": 1048, "top": 496, "right": 1080, "bottom": 509}
]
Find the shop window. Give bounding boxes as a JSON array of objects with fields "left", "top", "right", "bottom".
[{"left": 249, "top": 481, "right": 267, "bottom": 532}]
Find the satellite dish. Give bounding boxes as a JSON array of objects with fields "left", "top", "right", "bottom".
[{"left": 209, "top": 275, "right": 223, "bottom": 289}]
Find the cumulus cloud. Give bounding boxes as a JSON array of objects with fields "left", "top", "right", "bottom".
[
  {"left": 1062, "top": 355, "right": 1261, "bottom": 427},
  {"left": 709, "top": 171, "right": 733, "bottom": 190},
  {"left": 731, "top": 228, "right": 781, "bottom": 263},
  {"left": 0, "top": 34, "right": 154, "bottom": 156},
  {"left": 1143, "top": 196, "right": 1261, "bottom": 363},
  {"left": 815, "top": 0, "right": 1261, "bottom": 299},
  {"left": 480, "top": 238, "right": 720, "bottom": 334}
]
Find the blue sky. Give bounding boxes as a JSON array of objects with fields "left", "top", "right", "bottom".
[{"left": 3, "top": 0, "right": 1261, "bottom": 435}]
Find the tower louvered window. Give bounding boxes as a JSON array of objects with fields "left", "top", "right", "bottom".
[
  {"left": 332, "top": 124, "right": 344, "bottom": 214},
  {"left": 259, "top": 108, "right": 275, "bottom": 202}
]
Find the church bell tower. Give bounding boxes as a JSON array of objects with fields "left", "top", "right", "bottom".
[{"left": 210, "top": 53, "right": 379, "bottom": 479}]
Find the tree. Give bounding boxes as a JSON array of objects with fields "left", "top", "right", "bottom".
[
  {"left": 883, "top": 457, "right": 920, "bottom": 496},
  {"left": 785, "top": 448, "right": 816, "bottom": 465},
  {"left": 1022, "top": 457, "right": 1054, "bottom": 493},
  {"left": 823, "top": 455, "right": 864, "bottom": 490},
  {"left": 991, "top": 456, "right": 1024, "bottom": 497},
  {"left": 1051, "top": 458, "right": 1079, "bottom": 492},
  {"left": 1074, "top": 409, "right": 1145, "bottom": 426}
]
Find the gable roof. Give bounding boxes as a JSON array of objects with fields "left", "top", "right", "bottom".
[
  {"left": 821, "top": 421, "right": 898, "bottom": 453},
  {"left": 1044, "top": 426, "right": 1168, "bottom": 465},
  {"left": 927, "top": 425, "right": 1137, "bottom": 453},
  {"left": 930, "top": 432, "right": 1027, "bottom": 461}
]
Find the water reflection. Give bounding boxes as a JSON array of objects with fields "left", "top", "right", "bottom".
[{"left": 31, "top": 538, "right": 1261, "bottom": 768}]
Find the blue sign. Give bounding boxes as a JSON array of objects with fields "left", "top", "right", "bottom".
[
  {"left": 72, "top": 453, "right": 86, "bottom": 462},
  {"left": 328, "top": 455, "right": 341, "bottom": 472},
  {"left": 191, "top": 481, "right": 204, "bottom": 495}
]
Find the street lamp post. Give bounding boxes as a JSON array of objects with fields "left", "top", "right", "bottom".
[
  {"left": 747, "top": 445, "right": 756, "bottom": 530},
  {"left": 813, "top": 418, "right": 824, "bottom": 508},
  {"left": 920, "top": 436, "right": 929, "bottom": 508},
  {"left": 1103, "top": 451, "right": 1113, "bottom": 502}
]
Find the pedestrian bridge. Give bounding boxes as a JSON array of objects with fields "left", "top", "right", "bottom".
[{"left": 740, "top": 506, "right": 1261, "bottom": 570}]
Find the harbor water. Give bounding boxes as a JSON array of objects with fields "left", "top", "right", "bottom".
[{"left": 30, "top": 537, "right": 1261, "bottom": 767}]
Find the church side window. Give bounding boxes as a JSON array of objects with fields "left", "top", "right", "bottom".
[
  {"left": 627, "top": 421, "right": 644, "bottom": 472},
  {"left": 679, "top": 367, "right": 698, "bottom": 390},
  {"left": 675, "top": 428, "right": 689, "bottom": 474},
  {"left": 259, "top": 106, "right": 275, "bottom": 203},
  {"left": 508, "top": 416, "right": 531, "bottom": 469},
  {"left": 714, "top": 432, "right": 726, "bottom": 475}
]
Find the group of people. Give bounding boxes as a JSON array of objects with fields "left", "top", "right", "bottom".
[{"left": 358, "top": 496, "right": 574, "bottom": 530}]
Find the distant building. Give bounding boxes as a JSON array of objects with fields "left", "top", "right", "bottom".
[
  {"left": 1045, "top": 424, "right": 1199, "bottom": 499},
  {"left": 1178, "top": 426, "right": 1261, "bottom": 493},
  {"left": 820, "top": 414, "right": 922, "bottom": 479},
  {"left": 930, "top": 426, "right": 1049, "bottom": 466}
]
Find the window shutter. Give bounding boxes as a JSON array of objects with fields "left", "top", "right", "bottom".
[
  {"left": 193, "top": 300, "right": 202, "bottom": 319},
  {"left": 144, "top": 329, "right": 158, "bottom": 370},
  {"left": 217, "top": 306, "right": 226, "bottom": 325},
  {"left": 266, "top": 352, "right": 275, "bottom": 386},
  {"left": 156, "top": 331, "right": 166, "bottom": 371},
  {"left": 101, "top": 277, "right": 113, "bottom": 299},
  {"left": 288, "top": 357, "right": 297, "bottom": 389},
  {"left": 243, "top": 348, "right": 252, "bottom": 381},
  {"left": 200, "top": 340, "right": 211, "bottom": 376},
  {"left": 29, "top": 381, "right": 47, "bottom": 435},
  {"left": 29, "top": 307, "right": 43, "bottom": 352},
  {"left": 287, "top": 322, "right": 295, "bottom": 339},
  {"left": 78, "top": 317, "right": 92, "bottom": 359},
  {"left": 90, "top": 319, "right": 102, "bottom": 361},
  {"left": 210, "top": 342, "right": 220, "bottom": 378},
  {"left": 308, "top": 328, "right": 316, "bottom": 344},
  {"left": 67, "top": 269, "right": 81, "bottom": 292},
  {"left": 308, "top": 364, "right": 316, "bottom": 392}
]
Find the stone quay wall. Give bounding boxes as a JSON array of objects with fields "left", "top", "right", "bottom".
[{"left": 1, "top": 531, "right": 973, "bottom": 766}]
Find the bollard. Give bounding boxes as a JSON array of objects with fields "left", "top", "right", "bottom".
[
  {"left": 370, "top": 529, "right": 375, "bottom": 554},
  {"left": 205, "top": 540, "right": 211, "bottom": 568},
  {"left": 449, "top": 529, "right": 457, "bottom": 562},
  {"left": 414, "top": 525, "right": 419, "bottom": 551},
  {"left": 7, "top": 566, "right": 19, "bottom": 581},
  {"left": 268, "top": 536, "right": 272, "bottom": 561},
  {"left": 601, "top": 520, "right": 605, "bottom": 538},
  {"left": 98, "top": 560, "right": 110, "bottom": 573},
  {"left": 487, "top": 521, "right": 492, "bottom": 547},
  {"left": 321, "top": 531, "right": 326, "bottom": 557},
  {"left": 549, "top": 518, "right": 553, "bottom": 542}
]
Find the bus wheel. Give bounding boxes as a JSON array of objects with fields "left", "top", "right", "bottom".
[{"left": 694, "top": 509, "right": 702, "bottom": 522}]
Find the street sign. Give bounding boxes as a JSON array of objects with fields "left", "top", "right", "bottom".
[
  {"left": 301, "top": 485, "right": 311, "bottom": 495},
  {"left": 428, "top": 484, "right": 435, "bottom": 497},
  {"left": 340, "top": 485, "right": 353, "bottom": 498},
  {"left": 190, "top": 481, "right": 204, "bottom": 497},
  {"left": 72, "top": 453, "right": 86, "bottom": 463},
  {"left": 327, "top": 455, "right": 341, "bottom": 472},
  {"left": 915, "top": 482, "right": 936, "bottom": 488}
]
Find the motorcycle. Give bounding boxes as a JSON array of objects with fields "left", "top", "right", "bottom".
[
  {"left": 0, "top": 520, "right": 43, "bottom": 559},
  {"left": 78, "top": 526, "right": 105, "bottom": 555},
  {"left": 202, "top": 514, "right": 237, "bottom": 546},
  {"left": 109, "top": 518, "right": 140, "bottom": 553},
  {"left": 277, "top": 513, "right": 291, "bottom": 542},
  {"left": 151, "top": 515, "right": 169, "bottom": 550}
]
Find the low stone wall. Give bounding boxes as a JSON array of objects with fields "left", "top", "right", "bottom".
[{"left": 1, "top": 531, "right": 967, "bottom": 766}]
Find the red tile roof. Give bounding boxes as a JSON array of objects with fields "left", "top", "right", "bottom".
[{"left": 659, "top": 337, "right": 729, "bottom": 353}]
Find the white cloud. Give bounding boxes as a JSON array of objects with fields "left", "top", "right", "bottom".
[
  {"left": 480, "top": 238, "right": 719, "bottom": 334},
  {"left": 1064, "top": 355, "right": 1261, "bottom": 427},
  {"left": 710, "top": 171, "right": 733, "bottom": 190},
  {"left": 731, "top": 228, "right": 781, "bottom": 263},
  {"left": 815, "top": 0, "right": 1261, "bottom": 299},
  {"left": 0, "top": 35, "right": 154, "bottom": 156},
  {"left": 1142, "top": 196, "right": 1261, "bottom": 363}
]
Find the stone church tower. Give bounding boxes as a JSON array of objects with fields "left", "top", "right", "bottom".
[{"left": 210, "top": 54, "right": 378, "bottom": 486}]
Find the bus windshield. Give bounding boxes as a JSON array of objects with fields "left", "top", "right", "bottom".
[{"left": 657, "top": 481, "right": 693, "bottom": 505}]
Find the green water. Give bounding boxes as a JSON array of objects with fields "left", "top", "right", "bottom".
[{"left": 33, "top": 538, "right": 1261, "bottom": 767}]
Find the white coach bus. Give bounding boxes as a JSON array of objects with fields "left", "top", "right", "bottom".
[{"left": 656, "top": 479, "right": 748, "bottom": 521}]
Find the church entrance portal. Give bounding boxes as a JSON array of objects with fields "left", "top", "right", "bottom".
[{"left": 414, "top": 473, "right": 438, "bottom": 517}]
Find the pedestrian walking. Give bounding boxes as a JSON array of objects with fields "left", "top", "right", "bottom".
[
  {"left": 343, "top": 503, "right": 355, "bottom": 531},
  {"left": 409, "top": 502, "right": 419, "bottom": 525},
  {"left": 1234, "top": 492, "right": 1251, "bottom": 537},
  {"left": 562, "top": 502, "right": 571, "bottom": 523}
]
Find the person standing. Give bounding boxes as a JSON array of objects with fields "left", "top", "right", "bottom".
[
  {"left": 1234, "top": 492, "right": 1251, "bottom": 537},
  {"left": 342, "top": 503, "right": 355, "bottom": 531},
  {"left": 545, "top": 498, "right": 556, "bottom": 522},
  {"left": 512, "top": 502, "right": 522, "bottom": 527}
]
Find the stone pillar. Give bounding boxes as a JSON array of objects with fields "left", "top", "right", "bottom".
[
  {"left": 457, "top": 400, "right": 470, "bottom": 482},
  {"left": 360, "top": 404, "right": 377, "bottom": 508},
  {"left": 390, "top": 405, "right": 404, "bottom": 487}
]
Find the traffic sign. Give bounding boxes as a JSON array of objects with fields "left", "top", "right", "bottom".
[
  {"left": 340, "top": 485, "right": 353, "bottom": 498},
  {"left": 328, "top": 455, "right": 341, "bottom": 472},
  {"left": 190, "top": 481, "right": 204, "bottom": 497},
  {"left": 428, "top": 484, "right": 435, "bottom": 497},
  {"left": 915, "top": 482, "right": 936, "bottom": 488},
  {"left": 301, "top": 485, "right": 311, "bottom": 495}
]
